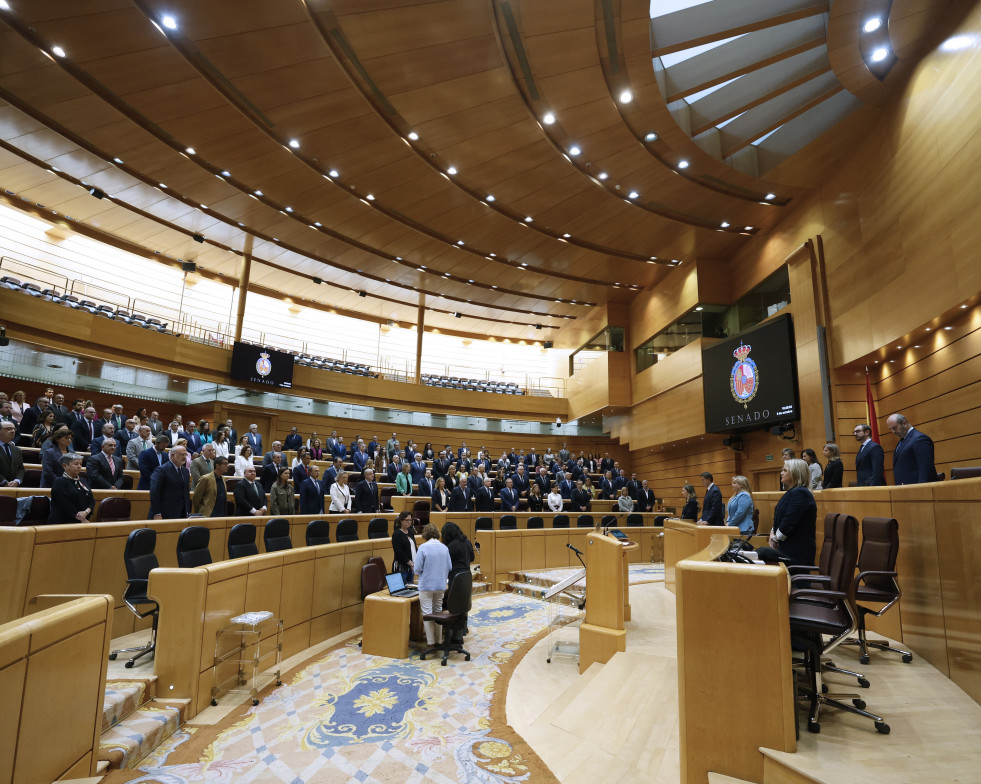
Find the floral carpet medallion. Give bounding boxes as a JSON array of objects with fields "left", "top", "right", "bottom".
[{"left": 118, "top": 592, "right": 566, "bottom": 784}]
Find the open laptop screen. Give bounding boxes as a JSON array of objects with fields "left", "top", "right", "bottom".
[{"left": 385, "top": 572, "right": 406, "bottom": 593}]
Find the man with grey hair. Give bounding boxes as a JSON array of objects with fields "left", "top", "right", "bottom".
[
  {"left": 190, "top": 442, "right": 217, "bottom": 490},
  {"left": 127, "top": 424, "right": 153, "bottom": 464},
  {"left": 149, "top": 445, "right": 190, "bottom": 520},
  {"left": 887, "top": 413, "right": 937, "bottom": 485},
  {"left": 263, "top": 441, "right": 283, "bottom": 465},
  {"left": 86, "top": 437, "right": 125, "bottom": 489},
  {"left": 246, "top": 423, "right": 262, "bottom": 454}
]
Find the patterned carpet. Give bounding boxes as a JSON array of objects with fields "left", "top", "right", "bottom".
[
  {"left": 512, "top": 563, "right": 665, "bottom": 590},
  {"left": 108, "top": 593, "right": 574, "bottom": 784}
]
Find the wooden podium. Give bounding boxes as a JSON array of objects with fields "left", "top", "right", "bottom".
[{"left": 578, "top": 531, "right": 636, "bottom": 673}]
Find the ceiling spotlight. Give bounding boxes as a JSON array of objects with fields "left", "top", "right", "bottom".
[
  {"left": 863, "top": 17, "right": 881, "bottom": 33},
  {"left": 254, "top": 190, "right": 262, "bottom": 196},
  {"left": 366, "top": 194, "right": 375, "bottom": 200},
  {"left": 627, "top": 191, "right": 639, "bottom": 199},
  {"left": 569, "top": 146, "right": 582, "bottom": 156},
  {"left": 314, "top": 222, "right": 321, "bottom": 227},
  {"left": 358, "top": 290, "right": 367, "bottom": 298},
  {"left": 220, "top": 170, "right": 230, "bottom": 177},
  {"left": 695, "top": 306, "right": 704, "bottom": 312},
  {"left": 288, "top": 139, "right": 300, "bottom": 149},
  {"left": 744, "top": 226, "right": 754, "bottom": 231},
  {"left": 619, "top": 89, "right": 633, "bottom": 104},
  {"left": 871, "top": 47, "right": 889, "bottom": 62},
  {"left": 944, "top": 326, "right": 953, "bottom": 330},
  {"left": 0, "top": 0, "right": 11, "bottom": 8},
  {"left": 456, "top": 240, "right": 464, "bottom": 246},
  {"left": 543, "top": 112, "right": 556, "bottom": 125},
  {"left": 598, "top": 172, "right": 608, "bottom": 180},
  {"left": 961, "top": 304, "right": 969, "bottom": 308},
  {"left": 51, "top": 46, "right": 66, "bottom": 58},
  {"left": 328, "top": 169, "right": 339, "bottom": 178},
  {"left": 563, "top": 233, "right": 571, "bottom": 238},
  {"left": 88, "top": 187, "right": 105, "bottom": 200},
  {"left": 161, "top": 14, "right": 177, "bottom": 30},
  {"left": 678, "top": 159, "right": 690, "bottom": 169},
  {"left": 454, "top": 312, "right": 463, "bottom": 318},
  {"left": 185, "top": 147, "right": 196, "bottom": 155},
  {"left": 407, "top": 131, "right": 419, "bottom": 140},
  {"left": 285, "top": 206, "right": 293, "bottom": 212},
  {"left": 158, "top": 183, "right": 167, "bottom": 188},
  {"left": 721, "top": 221, "right": 730, "bottom": 228},
  {"left": 644, "top": 132, "right": 658, "bottom": 142},
  {"left": 765, "top": 193, "right": 776, "bottom": 200},
  {"left": 486, "top": 194, "right": 495, "bottom": 202},
  {"left": 313, "top": 277, "right": 323, "bottom": 285},
  {"left": 447, "top": 166, "right": 457, "bottom": 175},
  {"left": 192, "top": 233, "right": 204, "bottom": 243},
  {"left": 524, "top": 216, "right": 533, "bottom": 223}
]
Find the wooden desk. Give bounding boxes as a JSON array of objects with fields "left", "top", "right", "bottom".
[{"left": 361, "top": 589, "right": 426, "bottom": 658}]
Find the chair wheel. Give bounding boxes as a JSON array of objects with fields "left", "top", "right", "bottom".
[
  {"left": 108, "top": 653, "right": 117, "bottom": 660},
  {"left": 902, "top": 654, "right": 913, "bottom": 663},
  {"left": 859, "top": 655, "right": 870, "bottom": 665},
  {"left": 807, "top": 721, "right": 820, "bottom": 733},
  {"left": 853, "top": 699, "right": 866, "bottom": 710},
  {"left": 420, "top": 654, "right": 426, "bottom": 660},
  {"left": 858, "top": 678, "right": 870, "bottom": 688},
  {"left": 252, "top": 699, "right": 259, "bottom": 706},
  {"left": 547, "top": 658, "right": 551, "bottom": 663},
  {"left": 125, "top": 660, "right": 134, "bottom": 668},
  {"left": 276, "top": 680, "right": 282, "bottom": 686},
  {"left": 875, "top": 722, "right": 890, "bottom": 734},
  {"left": 465, "top": 654, "right": 471, "bottom": 661},
  {"left": 211, "top": 699, "right": 218, "bottom": 706},
  {"left": 440, "top": 660, "right": 447, "bottom": 666}
]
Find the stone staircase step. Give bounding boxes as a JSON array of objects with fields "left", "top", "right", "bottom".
[
  {"left": 709, "top": 773, "right": 760, "bottom": 784},
  {"left": 98, "top": 699, "right": 186, "bottom": 770},
  {"left": 102, "top": 678, "right": 155, "bottom": 733},
  {"left": 472, "top": 581, "right": 490, "bottom": 595},
  {"left": 504, "top": 580, "right": 584, "bottom": 607}
]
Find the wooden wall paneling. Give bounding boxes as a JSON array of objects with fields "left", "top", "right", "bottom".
[{"left": 631, "top": 338, "right": 704, "bottom": 408}]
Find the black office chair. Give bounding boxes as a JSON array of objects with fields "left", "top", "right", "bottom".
[
  {"left": 475, "top": 517, "right": 493, "bottom": 531},
  {"left": 576, "top": 514, "right": 594, "bottom": 527},
  {"left": 109, "top": 528, "right": 159, "bottom": 668},
  {"left": 499, "top": 514, "right": 517, "bottom": 530},
  {"left": 306, "top": 520, "right": 331, "bottom": 546},
  {"left": 367, "top": 518, "right": 389, "bottom": 539},
  {"left": 97, "top": 497, "right": 132, "bottom": 522},
  {"left": 0, "top": 495, "right": 17, "bottom": 524},
  {"left": 626, "top": 513, "right": 643, "bottom": 527},
  {"left": 420, "top": 571, "right": 473, "bottom": 666},
  {"left": 336, "top": 519, "right": 358, "bottom": 542},
  {"left": 552, "top": 514, "right": 569, "bottom": 528},
  {"left": 228, "top": 523, "right": 259, "bottom": 559},
  {"left": 789, "top": 514, "right": 890, "bottom": 734},
  {"left": 264, "top": 518, "right": 292, "bottom": 552},
  {"left": 176, "top": 525, "right": 212, "bottom": 567},
  {"left": 601, "top": 515, "right": 617, "bottom": 528},
  {"left": 527, "top": 516, "right": 544, "bottom": 529}
]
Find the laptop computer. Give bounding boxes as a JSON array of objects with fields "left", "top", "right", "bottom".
[{"left": 385, "top": 572, "right": 419, "bottom": 598}]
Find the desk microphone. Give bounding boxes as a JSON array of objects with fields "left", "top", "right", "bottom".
[{"left": 567, "top": 544, "right": 583, "bottom": 555}]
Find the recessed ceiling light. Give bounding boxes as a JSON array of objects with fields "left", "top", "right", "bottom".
[
  {"left": 863, "top": 17, "right": 881, "bottom": 33},
  {"left": 619, "top": 89, "right": 633, "bottom": 104},
  {"left": 944, "top": 326, "right": 953, "bottom": 330},
  {"left": 457, "top": 240, "right": 464, "bottom": 246},
  {"left": 161, "top": 14, "right": 177, "bottom": 30},
  {"left": 328, "top": 169, "right": 339, "bottom": 178},
  {"left": 158, "top": 183, "right": 167, "bottom": 188},
  {"left": 627, "top": 191, "right": 639, "bottom": 199},
  {"left": 199, "top": 204, "right": 207, "bottom": 209},
  {"left": 744, "top": 226, "right": 754, "bottom": 231},
  {"left": 113, "top": 157, "right": 123, "bottom": 164},
  {"left": 765, "top": 193, "right": 776, "bottom": 200},
  {"left": 721, "top": 221, "right": 730, "bottom": 228},
  {"left": 569, "top": 146, "right": 581, "bottom": 156},
  {"left": 288, "top": 139, "right": 300, "bottom": 148},
  {"left": 220, "top": 170, "right": 230, "bottom": 177},
  {"left": 543, "top": 112, "right": 556, "bottom": 125},
  {"left": 871, "top": 47, "right": 889, "bottom": 62},
  {"left": 598, "top": 172, "right": 608, "bottom": 180},
  {"left": 314, "top": 222, "right": 321, "bottom": 227},
  {"left": 896, "top": 345, "right": 902, "bottom": 349},
  {"left": 485, "top": 194, "right": 495, "bottom": 202},
  {"left": 913, "top": 345, "right": 920, "bottom": 348},
  {"left": 695, "top": 306, "right": 704, "bottom": 312},
  {"left": 678, "top": 160, "right": 690, "bottom": 169},
  {"left": 407, "top": 131, "right": 419, "bottom": 140},
  {"left": 447, "top": 166, "right": 458, "bottom": 175},
  {"left": 524, "top": 216, "right": 533, "bottom": 222},
  {"left": 366, "top": 194, "right": 375, "bottom": 200},
  {"left": 51, "top": 46, "right": 66, "bottom": 58},
  {"left": 960, "top": 304, "right": 968, "bottom": 308},
  {"left": 0, "top": 0, "right": 11, "bottom": 8},
  {"left": 489, "top": 253, "right": 496, "bottom": 257},
  {"left": 521, "top": 262, "right": 528, "bottom": 267},
  {"left": 563, "top": 233, "right": 571, "bottom": 238},
  {"left": 185, "top": 147, "right": 196, "bottom": 155},
  {"left": 254, "top": 190, "right": 262, "bottom": 196},
  {"left": 925, "top": 328, "right": 931, "bottom": 332},
  {"left": 285, "top": 206, "right": 293, "bottom": 212},
  {"left": 644, "top": 132, "right": 658, "bottom": 142}
]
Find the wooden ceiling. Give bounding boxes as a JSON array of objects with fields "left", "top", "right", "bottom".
[{"left": 0, "top": 0, "right": 856, "bottom": 338}]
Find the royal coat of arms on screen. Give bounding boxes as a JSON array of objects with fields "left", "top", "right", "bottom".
[
  {"left": 730, "top": 343, "right": 758, "bottom": 409},
  {"left": 256, "top": 351, "right": 273, "bottom": 377}
]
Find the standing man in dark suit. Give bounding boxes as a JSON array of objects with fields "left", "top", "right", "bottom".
[
  {"left": 697, "top": 472, "right": 724, "bottom": 525},
  {"left": 636, "top": 480, "right": 656, "bottom": 512},
  {"left": 854, "top": 424, "right": 886, "bottom": 486},
  {"left": 50, "top": 393, "right": 70, "bottom": 426},
  {"left": 387, "top": 453, "right": 403, "bottom": 483},
  {"left": 353, "top": 468, "right": 379, "bottom": 513},
  {"left": 299, "top": 466, "right": 325, "bottom": 515},
  {"left": 0, "top": 421, "right": 25, "bottom": 487},
  {"left": 85, "top": 438, "right": 125, "bottom": 490},
  {"left": 415, "top": 468, "right": 434, "bottom": 499},
  {"left": 245, "top": 424, "right": 263, "bottom": 456},
  {"left": 283, "top": 427, "right": 302, "bottom": 452},
  {"left": 887, "top": 413, "right": 937, "bottom": 485},
  {"left": 433, "top": 451, "right": 450, "bottom": 479},
  {"left": 626, "top": 473, "right": 642, "bottom": 502},
  {"left": 260, "top": 452, "right": 282, "bottom": 493},
  {"left": 499, "top": 477, "right": 519, "bottom": 512},
  {"left": 600, "top": 471, "right": 616, "bottom": 500},
  {"left": 475, "top": 477, "right": 497, "bottom": 512},
  {"left": 108, "top": 404, "right": 126, "bottom": 432},
  {"left": 149, "top": 445, "right": 191, "bottom": 520},
  {"left": 138, "top": 435, "right": 171, "bottom": 490},
  {"left": 18, "top": 396, "right": 49, "bottom": 439},
  {"left": 90, "top": 422, "right": 117, "bottom": 454},
  {"left": 323, "top": 457, "right": 343, "bottom": 493},
  {"left": 70, "top": 406, "right": 101, "bottom": 453},
  {"left": 558, "top": 475, "right": 574, "bottom": 500},
  {"left": 233, "top": 464, "right": 267, "bottom": 516},
  {"left": 570, "top": 479, "right": 591, "bottom": 512},
  {"left": 147, "top": 411, "right": 164, "bottom": 437},
  {"left": 223, "top": 419, "right": 238, "bottom": 445},
  {"left": 449, "top": 480, "right": 470, "bottom": 512},
  {"left": 512, "top": 464, "right": 530, "bottom": 499}
]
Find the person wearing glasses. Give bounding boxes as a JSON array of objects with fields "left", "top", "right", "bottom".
[{"left": 854, "top": 424, "right": 886, "bottom": 485}]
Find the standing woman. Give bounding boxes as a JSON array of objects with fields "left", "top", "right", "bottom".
[
  {"left": 441, "top": 521, "right": 475, "bottom": 643},
  {"left": 768, "top": 459, "right": 818, "bottom": 566},
  {"left": 396, "top": 462, "right": 413, "bottom": 496},
  {"left": 329, "top": 471, "right": 352, "bottom": 513},
  {"left": 10, "top": 390, "right": 27, "bottom": 425},
  {"left": 527, "top": 482, "right": 544, "bottom": 512},
  {"left": 198, "top": 421, "right": 213, "bottom": 444},
  {"left": 234, "top": 444, "right": 254, "bottom": 477},
  {"left": 422, "top": 442, "right": 435, "bottom": 460},
  {"left": 431, "top": 476, "right": 450, "bottom": 512},
  {"left": 801, "top": 448, "right": 823, "bottom": 491},
  {"left": 235, "top": 434, "right": 250, "bottom": 456},
  {"left": 415, "top": 523, "right": 452, "bottom": 648},
  {"left": 821, "top": 444, "right": 843, "bottom": 489},
  {"left": 32, "top": 410, "right": 58, "bottom": 448},
  {"left": 48, "top": 453, "right": 95, "bottom": 524},
  {"left": 41, "top": 427, "right": 74, "bottom": 487},
  {"left": 726, "top": 476, "right": 755, "bottom": 535},
  {"left": 680, "top": 484, "right": 699, "bottom": 520},
  {"left": 391, "top": 511, "right": 417, "bottom": 586},
  {"left": 212, "top": 428, "right": 230, "bottom": 459},
  {"left": 269, "top": 466, "right": 295, "bottom": 516},
  {"left": 309, "top": 438, "right": 324, "bottom": 461},
  {"left": 547, "top": 481, "right": 564, "bottom": 512},
  {"left": 492, "top": 467, "right": 507, "bottom": 495}
]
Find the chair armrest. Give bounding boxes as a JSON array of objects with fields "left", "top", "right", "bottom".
[
  {"left": 787, "top": 564, "right": 820, "bottom": 576},
  {"left": 791, "top": 573, "right": 830, "bottom": 586},
  {"left": 125, "top": 577, "right": 149, "bottom": 586},
  {"left": 791, "top": 588, "right": 847, "bottom": 603},
  {"left": 855, "top": 569, "right": 897, "bottom": 585}
]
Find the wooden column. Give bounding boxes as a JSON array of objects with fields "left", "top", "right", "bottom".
[
  {"left": 233, "top": 234, "right": 254, "bottom": 343},
  {"left": 414, "top": 294, "right": 425, "bottom": 384}
]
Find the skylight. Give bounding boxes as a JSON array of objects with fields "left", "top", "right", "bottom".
[{"left": 650, "top": 0, "right": 713, "bottom": 18}]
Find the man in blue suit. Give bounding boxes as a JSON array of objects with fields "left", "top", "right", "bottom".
[
  {"left": 415, "top": 468, "right": 434, "bottom": 499},
  {"left": 697, "top": 472, "right": 724, "bottom": 525},
  {"left": 854, "top": 424, "right": 886, "bottom": 486},
  {"left": 600, "top": 471, "right": 616, "bottom": 500},
  {"left": 246, "top": 424, "right": 263, "bottom": 455},
  {"left": 409, "top": 453, "right": 427, "bottom": 484},
  {"left": 138, "top": 435, "right": 171, "bottom": 490},
  {"left": 352, "top": 444, "right": 369, "bottom": 472},
  {"left": 887, "top": 413, "right": 937, "bottom": 485},
  {"left": 300, "top": 466, "right": 325, "bottom": 515},
  {"left": 499, "top": 477, "right": 520, "bottom": 512},
  {"left": 512, "top": 464, "right": 530, "bottom": 499},
  {"left": 283, "top": 427, "right": 303, "bottom": 451},
  {"left": 149, "top": 445, "right": 190, "bottom": 519},
  {"left": 559, "top": 476, "right": 574, "bottom": 500}
]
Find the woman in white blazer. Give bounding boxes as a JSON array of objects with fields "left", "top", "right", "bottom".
[{"left": 329, "top": 471, "right": 352, "bottom": 513}]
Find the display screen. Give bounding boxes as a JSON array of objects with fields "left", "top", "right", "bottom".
[
  {"left": 230, "top": 342, "right": 294, "bottom": 388},
  {"left": 702, "top": 314, "right": 799, "bottom": 433}
]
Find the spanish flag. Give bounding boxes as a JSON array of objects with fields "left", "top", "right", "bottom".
[{"left": 865, "top": 369, "right": 880, "bottom": 443}]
